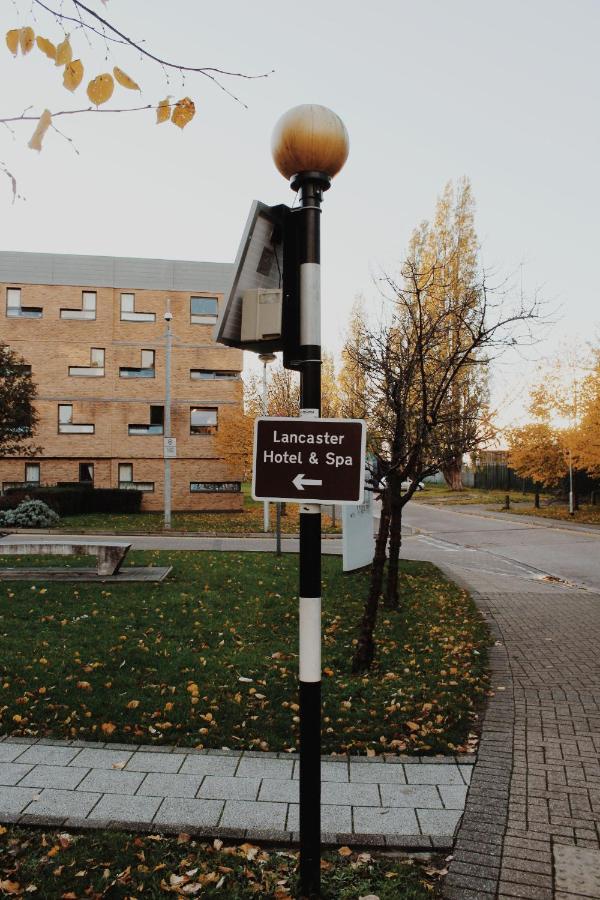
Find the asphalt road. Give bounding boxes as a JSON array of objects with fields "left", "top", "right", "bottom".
[
  {"left": 2, "top": 503, "right": 599, "bottom": 593},
  {"left": 400, "top": 503, "right": 600, "bottom": 593}
]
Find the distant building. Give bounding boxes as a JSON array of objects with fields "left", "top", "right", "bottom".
[{"left": 0, "top": 251, "right": 243, "bottom": 511}]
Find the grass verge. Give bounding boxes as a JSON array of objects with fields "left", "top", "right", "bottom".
[
  {"left": 0, "top": 551, "right": 488, "bottom": 755},
  {"left": 0, "top": 828, "right": 440, "bottom": 898},
  {"left": 414, "top": 485, "right": 545, "bottom": 506},
  {"left": 503, "top": 502, "right": 600, "bottom": 525},
  {"left": 56, "top": 495, "right": 341, "bottom": 535}
]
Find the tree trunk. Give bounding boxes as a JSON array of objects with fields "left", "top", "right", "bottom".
[
  {"left": 352, "top": 492, "right": 391, "bottom": 674},
  {"left": 385, "top": 486, "right": 402, "bottom": 609},
  {"left": 441, "top": 456, "right": 464, "bottom": 491}
]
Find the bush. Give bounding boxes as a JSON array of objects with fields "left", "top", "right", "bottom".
[
  {"left": 0, "top": 499, "right": 60, "bottom": 528},
  {"left": 3, "top": 487, "right": 142, "bottom": 516},
  {"left": 0, "top": 493, "right": 24, "bottom": 512},
  {"left": 84, "top": 489, "right": 142, "bottom": 514}
]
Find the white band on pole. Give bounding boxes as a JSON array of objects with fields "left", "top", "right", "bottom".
[
  {"left": 299, "top": 596, "right": 321, "bottom": 682},
  {"left": 300, "top": 263, "right": 321, "bottom": 346}
]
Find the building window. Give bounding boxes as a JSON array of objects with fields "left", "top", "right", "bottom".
[
  {"left": 190, "top": 369, "right": 239, "bottom": 380},
  {"left": 119, "top": 463, "right": 133, "bottom": 484},
  {"left": 79, "top": 463, "right": 94, "bottom": 484},
  {"left": 118, "top": 462, "right": 154, "bottom": 492},
  {"left": 60, "top": 291, "right": 97, "bottom": 320},
  {"left": 128, "top": 404, "right": 164, "bottom": 436},
  {"left": 25, "top": 463, "right": 40, "bottom": 484},
  {"left": 58, "top": 404, "right": 94, "bottom": 434},
  {"left": 120, "top": 293, "right": 155, "bottom": 323},
  {"left": 190, "top": 407, "right": 217, "bottom": 435},
  {"left": 6, "top": 287, "right": 43, "bottom": 319},
  {"left": 69, "top": 347, "right": 105, "bottom": 377},
  {"left": 120, "top": 349, "right": 155, "bottom": 378},
  {"left": 190, "top": 481, "right": 241, "bottom": 493},
  {"left": 190, "top": 296, "right": 218, "bottom": 324}
]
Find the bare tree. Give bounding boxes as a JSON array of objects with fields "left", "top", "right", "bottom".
[{"left": 350, "top": 258, "right": 541, "bottom": 673}]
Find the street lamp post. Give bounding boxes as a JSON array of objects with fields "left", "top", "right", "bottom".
[
  {"left": 272, "top": 104, "right": 349, "bottom": 900},
  {"left": 569, "top": 447, "right": 574, "bottom": 516},
  {"left": 164, "top": 300, "right": 173, "bottom": 531},
  {"left": 258, "top": 352, "right": 276, "bottom": 532}
]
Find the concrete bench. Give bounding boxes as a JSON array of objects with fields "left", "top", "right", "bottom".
[{"left": 0, "top": 540, "right": 132, "bottom": 575}]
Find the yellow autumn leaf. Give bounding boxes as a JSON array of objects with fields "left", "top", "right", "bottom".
[
  {"left": 113, "top": 66, "right": 140, "bottom": 91},
  {"left": 87, "top": 73, "right": 114, "bottom": 106},
  {"left": 63, "top": 59, "right": 83, "bottom": 91},
  {"left": 55, "top": 34, "right": 72, "bottom": 66},
  {"left": 100, "top": 721, "right": 117, "bottom": 736},
  {"left": 406, "top": 721, "right": 420, "bottom": 732},
  {"left": 28, "top": 109, "right": 52, "bottom": 152},
  {"left": 156, "top": 97, "right": 171, "bottom": 124},
  {"left": 19, "top": 26, "right": 35, "bottom": 55},
  {"left": 171, "top": 96, "right": 195, "bottom": 129},
  {"left": 126, "top": 699, "right": 140, "bottom": 709},
  {"left": 6, "top": 29, "right": 19, "bottom": 55},
  {"left": 36, "top": 35, "right": 56, "bottom": 60}
]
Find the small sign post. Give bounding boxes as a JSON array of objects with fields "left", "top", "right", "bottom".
[
  {"left": 163, "top": 437, "right": 177, "bottom": 459},
  {"left": 252, "top": 417, "right": 366, "bottom": 505}
]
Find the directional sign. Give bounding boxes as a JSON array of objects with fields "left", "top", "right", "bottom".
[{"left": 252, "top": 417, "right": 366, "bottom": 504}]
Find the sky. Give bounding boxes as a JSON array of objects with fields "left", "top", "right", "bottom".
[{"left": 2, "top": 0, "right": 599, "bottom": 428}]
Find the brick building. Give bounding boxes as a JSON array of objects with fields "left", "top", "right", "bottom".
[{"left": 0, "top": 251, "right": 244, "bottom": 511}]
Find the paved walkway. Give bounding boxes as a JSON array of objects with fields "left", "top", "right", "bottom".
[
  {"left": 434, "top": 565, "right": 600, "bottom": 899},
  {"left": 0, "top": 738, "right": 472, "bottom": 849}
]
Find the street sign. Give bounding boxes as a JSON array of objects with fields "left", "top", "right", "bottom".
[
  {"left": 163, "top": 437, "right": 177, "bottom": 458},
  {"left": 252, "top": 417, "right": 366, "bottom": 504}
]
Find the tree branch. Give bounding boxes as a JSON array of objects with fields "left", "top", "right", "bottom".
[{"left": 32, "top": 0, "right": 274, "bottom": 107}]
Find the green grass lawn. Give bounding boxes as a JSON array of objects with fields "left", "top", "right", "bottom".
[
  {"left": 0, "top": 828, "right": 440, "bottom": 899},
  {"left": 0, "top": 551, "right": 488, "bottom": 755},
  {"left": 56, "top": 490, "right": 341, "bottom": 535}
]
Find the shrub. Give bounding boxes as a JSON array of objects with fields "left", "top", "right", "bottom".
[{"left": 0, "top": 499, "right": 60, "bottom": 528}]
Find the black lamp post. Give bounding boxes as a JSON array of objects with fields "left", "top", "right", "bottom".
[{"left": 271, "top": 104, "right": 349, "bottom": 899}]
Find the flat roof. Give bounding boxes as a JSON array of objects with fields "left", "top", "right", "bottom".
[{"left": 0, "top": 251, "right": 234, "bottom": 293}]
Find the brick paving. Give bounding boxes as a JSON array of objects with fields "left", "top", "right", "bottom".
[
  {"left": 0, "top": 739, "right": 472, "bottom": 849},
  {"left": 441, "top": 573, "right": 600, "bottom": 900}
]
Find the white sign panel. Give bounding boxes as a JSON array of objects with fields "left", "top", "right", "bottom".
[
  {"left": 163, "top": 437, "right": 177, "bottom": 458},
  {"left": 342, "top": 488, "right": 375, "bottom": 572}
]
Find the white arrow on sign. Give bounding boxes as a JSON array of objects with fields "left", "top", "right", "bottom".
[{"left": 292, "top": 473, "right": 323, "bottom": 491}]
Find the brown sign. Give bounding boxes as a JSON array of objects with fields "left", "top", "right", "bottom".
[{"left": 252, "top": 417, "right": 366, "bottom": 504}]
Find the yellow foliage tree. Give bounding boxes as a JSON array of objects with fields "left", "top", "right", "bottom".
[
  {"left": 506, "top": 422, "right": 567, "bottom": 487},
  {"left": 511, "top": 345, "right": 600, "bottom": 488},
  {"left": 408, "top": 178, "right": 487, "bottom": 490},
  {"left": 571, "top": 351, "right": 600, "bottom": 476},
  {"left": 321, "top": 351, "right": 340, "bottom": 418},
  {"left": 213, "top": 404, "right": 255, "bottom": 483},
  {"left": 339, "top": 300, "right": 370, "bottom": 421}
]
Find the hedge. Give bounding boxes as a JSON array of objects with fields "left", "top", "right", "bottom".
[{"left": 3, "top": 486, "right": 142, "bottom": 516}]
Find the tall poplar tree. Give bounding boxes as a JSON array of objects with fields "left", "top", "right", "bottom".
[{"left": 410, "top": 178, "right": 486, "bottom": 490}]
